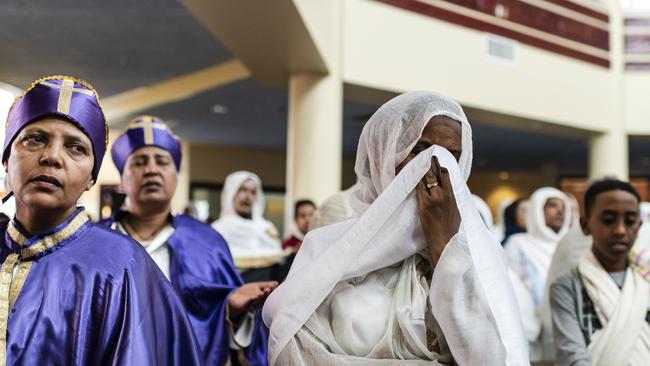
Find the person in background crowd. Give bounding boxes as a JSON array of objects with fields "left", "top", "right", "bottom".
[
  {"left": 105, "top": 116, "right": 274, "bottom": 365},
  {"left": 282, "top": 199, "right": 316, "bottom": 251},
  {"left": 550, "top": 179, "right": 648, "bottom": 366}
]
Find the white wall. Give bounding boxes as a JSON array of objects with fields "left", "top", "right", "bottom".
[{"left": 341, "top": 0, "right": 617, "bottom": 133}]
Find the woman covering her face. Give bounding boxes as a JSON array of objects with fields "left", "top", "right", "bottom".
[
  {"left": 0, "top": 76, "right": 202, "bottom": 365},
  {"left": 263, "top": 91, "right": 528, "bottom": 365}
]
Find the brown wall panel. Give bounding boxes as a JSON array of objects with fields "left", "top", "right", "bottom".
[{"left": 380, "top": 0, "right": 610, "bottom": 67}]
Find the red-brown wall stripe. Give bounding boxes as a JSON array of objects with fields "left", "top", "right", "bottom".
[
  {"left": 379, "top": 0, "right": 610, "bottom": 67},
  {"left": 544, "top": 0, "right": 608, "bottom": 22},
  {"left": 433, "top": 0, "right": 608, "bottom": 49}
]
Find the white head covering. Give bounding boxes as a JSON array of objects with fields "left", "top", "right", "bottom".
[
  {"left": 212, "top": 171, "right": 282, "bottom": 262},
  {"left": 218, "top": 171, "right": 266, "bottom": 220},
  {"left": 505, "top": 187, "right": 571, "bottom": 360},
  {"left": 526, "top": 187, "right": 571, "bottom": 243},
  {"left": 349, "top": 92, "right": 472, "bottom": 215},
  {"left": 640, "top": 202, "right": 650, "bottom": 224},
  {"left": 472, "top": 194, "right": 494, "bottom": 228},
  {"left": 308, "top": 184, "right": 357, "bottom": 231},
  {"left": 263, "top": 91, "right": 528, "bottom": 365}
]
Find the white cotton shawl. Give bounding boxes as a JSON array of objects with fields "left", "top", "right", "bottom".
[
  {"left": 505, "top": 187, "right": 571, "bottom": 359},
  {"left": 540, "top": 222, "right": 592, "bottom": 360},
  {"left": 212, "top": 171, "right": 282, "bottom": 262},
  {"left": 262, "top": 91, "right": 528, "bottom": 366},
  {"left": 579, "top": 249, "right": 650, "bottom": 365}
]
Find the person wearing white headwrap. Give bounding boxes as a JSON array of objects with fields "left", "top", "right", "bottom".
[
  {"left": 549, "top": 179, "right": 650, "bottom": 366},
  {"left": 472, "top": 194, "right": 496, "bottom": 236},
  {"left": 262, "top": 91, "right": 528, "bottom": 365},
  {"left": 212, "top": 171, "right": 284, "bottom": 282},
  {"left": 308, "top": 184, "right": 357, "bottom": 231},
  {"left": 496, "top": 197, "right": 515, "bottom": 242},
  {"left": 505, "top": 187, "right": 571, "bottom": 360}
]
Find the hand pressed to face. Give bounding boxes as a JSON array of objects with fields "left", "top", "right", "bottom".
[
  {"left": 234, "top": 180, "right": 257, "bottom": 219},
  {"left": 122, "top": 146, "right": 178, "bottom": 208},
  {"left": 227, "top": 281, "right": 278, "bottom": 324},
  {"left": 5, "top": 117, "right": 94, "bottom": 223},
  {"left": 581, "top": 190, "right": 640, "bottom": 272},
  {"left": 397, "top": 116, "right": 462, "bottom": 267}
]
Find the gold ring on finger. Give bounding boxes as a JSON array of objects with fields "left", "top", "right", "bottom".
[{"left": 426, "top": 182, "right": 439, "bottom": 190}]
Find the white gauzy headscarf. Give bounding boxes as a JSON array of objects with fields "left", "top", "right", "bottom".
[
  {"left": 263, "top": 91, "right": 528, "bottom": 365},
  {"left": 212, "top": 171, "right": 282, "bottom": 261},
  {"left": 525, "top": 187, "right": 571, "bottom": 243},
  {"left": 505, "top": 187, "right": 571, "bottom": 360},
  {"left": 472, "top": 194, "right": 495, "bottom": 230}
]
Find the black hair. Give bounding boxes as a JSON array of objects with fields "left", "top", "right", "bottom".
[
  {"left": 584, "top": 178, "right": 641, "bottom": 217},
  {"left": 504, "top": 199, "right": 526, "bottom": 230},
  {"left": 294, "top": 199, "right": 316, "bottom": 219}
]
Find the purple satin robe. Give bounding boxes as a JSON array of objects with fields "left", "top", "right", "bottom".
[
  {"left": 1, "top": 208, "right": 203, "bottom": 365},
  {"left": 102, "top": 214, "right": 268, "bottom": 366}
]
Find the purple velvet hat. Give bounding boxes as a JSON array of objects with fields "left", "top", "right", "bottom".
[
  {"left": 111, "top": 116, "right": 182, "bottom": 174},
  {"left": 3, "top": 75, "right": 107, "bottom": 181}
]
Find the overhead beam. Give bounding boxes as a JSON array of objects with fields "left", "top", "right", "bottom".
[
  {"left": 102, "top": 59, "right": 250, "bottom": 125},
  {"left": 181, "top": 0, "right": 328, "bottom": 86}
]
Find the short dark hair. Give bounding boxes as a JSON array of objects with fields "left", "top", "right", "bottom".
[
  {"left": 584, "top": 178, "right": 640, "bottom": 217},
  {"left": 294, "top": 199, "right": 316, "bottom": 219}
]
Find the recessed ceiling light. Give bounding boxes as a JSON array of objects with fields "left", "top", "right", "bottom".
[
  {"left": 211, "top": 104, "right": 228, "bottom": 114},
  {"left": 498, "top": 171, "right": 510, "bottom": 180}
]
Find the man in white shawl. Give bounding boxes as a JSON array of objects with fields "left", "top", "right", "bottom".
[
  {"left": 212, "top": 171, "right": 284, "bottom": 282},
  {"left": 263, "top": 91, "right": 529, "bottom": 365},
  {"left": 550, "top": 178, "right": 650, "bottom": 366},
  {"left": 505, "top": 187, "right": 571, "bottom": 360}
]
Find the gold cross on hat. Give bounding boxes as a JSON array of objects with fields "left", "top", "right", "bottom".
[
  {"left": 40, "top": 79, "right": 95, "bottom": 115},
  {"left": 129, "top": 116, "right": 169, "bottom": 144}
]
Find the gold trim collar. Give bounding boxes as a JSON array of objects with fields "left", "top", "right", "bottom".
[{"left": 7, "top": 209, "right": 90, "bottom": 259}]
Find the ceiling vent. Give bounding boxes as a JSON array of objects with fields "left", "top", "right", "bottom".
[{"left": 485, "top": 34, "right": 518, "bottom": 65}]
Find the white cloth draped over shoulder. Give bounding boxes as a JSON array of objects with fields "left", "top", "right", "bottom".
[
  {"left": 262, "top": 91, "right": 528, "bottom": 366},
  {"left": 579, "top": 249, "right": 650, "bottom": 365},
  {"left": 505, "top": 187, "right": 571, "bottom": 359},
  {"left": 212, "top": 171, "right": 283, "bottom": 266}
]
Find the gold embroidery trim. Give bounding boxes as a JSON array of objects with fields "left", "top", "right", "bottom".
[
  {"left": 41, "top": 79, "right": 94, "bottom": 115},
  {"left": 0, "top": 253, "right": 19, "bottom": 366},
  {"left": 0, "top": 211, "right": 89, "bottom": 364},
  {"left": 9, "top": 261, "right": 32, "bottom": 309},
  {"left": 116, "top": 115, "right": 182, "bottom": 145},
  {"left": 20, "top": 212, "right": 89, "bottom": 259},
  {"left": 6, "top": 225, "right": 27, "bottom": 247},
  {"left": 233, "top": 250, "right": 292, "bottom": 269}
]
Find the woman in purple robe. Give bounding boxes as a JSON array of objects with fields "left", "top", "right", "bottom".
[
  {"left": 0, "top": 76, "right": 203, "bottom": 365},
  {"left": 102, "top": 116, "right": 274, "bottom": 366}
]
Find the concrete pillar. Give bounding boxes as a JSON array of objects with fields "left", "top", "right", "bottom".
[
  {"left": 588, "top": 1, "right": 628, "bottom": 181},
  {"left": 284, "top": 0, "right": 343, "bottom": 233},
  {"left": 285, "top": 72, "right": 342, "bottom": 215},
  {"left": 171, "top": 140, "right": 191, "bottom": 213},
  {"left": 589, "top": 129, "right": 629, "bottom": 180}
]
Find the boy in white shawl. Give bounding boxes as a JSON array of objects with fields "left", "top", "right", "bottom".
[{"left": 550, "top": 179, "right": 650, "bottom": 366}]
